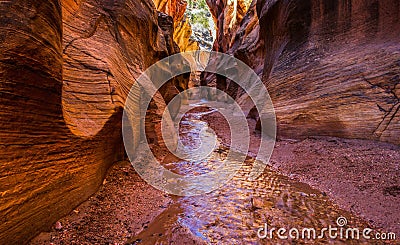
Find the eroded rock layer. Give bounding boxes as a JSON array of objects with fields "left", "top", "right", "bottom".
[
  {"left": 257, "top": 0, "right": 400, "bottom": 144},
  {"left": 205, "top": 0, "right": 400, "bottom": 145},
  {"left": 0, "top": 0, "right": 184, "bottom": 243},
  {"left": 201, "top": 0, "right": 263, "bottom": 100},
  {"left": 153, "top": 0, "right": 199, "bottom": 51}
]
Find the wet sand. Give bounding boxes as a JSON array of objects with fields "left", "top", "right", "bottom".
[
  {"left": 30, "top": 160, "right": 172, "bottom": 245},
  {"left": 203, "top": 110, "right": 400, "bottom": 236},
  {"left": 30, "top": 108, "right": 399, "bottom": 244}
]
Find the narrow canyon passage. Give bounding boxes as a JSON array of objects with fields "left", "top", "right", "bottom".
[
  {"left": 1, "top": 0, "right": 400, "bottom": 244},
  {"left": 30, "top": 96, "right": 398, "bottom": 244},
  {"left": 128, "top": 102, "right": 370, "bottom": 244}
]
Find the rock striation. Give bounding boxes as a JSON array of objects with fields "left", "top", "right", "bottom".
[
  {"left": 256, "top": 0, "right": 400, "bottom": 144},
  {"left": 204, "top": 0, "right": 400, "bottom": 145},
  {"left": 153, "top": 0, "right": 199, "bottom": 51},
  {"left": 201, "top": 0, "right": 262, "bottom": 99},
  {"left": 0, "top": 0, "right": 186, "bottom": 243}
]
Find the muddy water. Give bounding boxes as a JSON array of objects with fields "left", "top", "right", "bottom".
[{"left": 127, "top": 107, "right": 370, "bottom": 244}]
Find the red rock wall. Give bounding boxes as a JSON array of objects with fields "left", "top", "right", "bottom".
[
  {"left": 0, "top": 0, "right": 183, "bottom": 243},
  {"left": 154, "top": 0, "right": 187, "bottom": 23},
  {"left": 256, "top": 0, "right": 400, "bottom": 144},
  {"left": 206, "top": 0, "right": 252, "bottom": 53},
  {"left": 228, "top": 0, "right": 264, "bottom": 75},
  {"left": 154, "top": 0, "right": 200, "bottom": 51},
  {"left": 202, "top": 0, "right": 262, "bottom": 100},
  {"left": 205, "top": 0, "right": 400, "bottom": 145}
]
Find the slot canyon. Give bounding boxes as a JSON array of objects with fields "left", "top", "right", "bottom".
[{"left": 0, "top": 0, "right": 399, "bottom": 244}]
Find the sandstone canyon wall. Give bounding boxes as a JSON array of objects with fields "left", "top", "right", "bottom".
[
  {"left": 0, "top": 0, "right": 187, "bottom": 243},
  {"left": 201, "top": 0, "right": 264, "bottom": 100},
  {"left": 206, "top": 0, "right": 400, "bottom": 145},
  {"left": 257, "top": 0, "right": 400, "bottom": 144},
  {"left": 153, "top": 0, "right": 199, "bottom": 51}
]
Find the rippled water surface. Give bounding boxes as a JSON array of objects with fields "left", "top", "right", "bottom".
[{"left": 128, "top": 105, "right": 369, "bottom": 244}]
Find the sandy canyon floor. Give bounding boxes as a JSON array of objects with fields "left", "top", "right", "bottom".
[{"left": 31, "top": 107, "right": 399, "bottom": 244}]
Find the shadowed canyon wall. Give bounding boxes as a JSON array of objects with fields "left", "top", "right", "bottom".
[
  {"left": 205, "top": 0, "right": 400, "bottom": 145},
  {"left": 0, "top": 0, "right": 188, "bottom": 243},
  {"left": 202, "top": 0, "right": 265, "bottom": 100}
]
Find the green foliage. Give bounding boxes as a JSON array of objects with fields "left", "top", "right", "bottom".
[
  {"left": 185, "top": 0, "right": 211, "bottom": 30},
  {"left": 185, "top": 0, "right": 215, "bottom": 50}
]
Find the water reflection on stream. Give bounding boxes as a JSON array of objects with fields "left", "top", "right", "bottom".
[{"left": 127, "top": 106, "right": 368, "bottom": 244}]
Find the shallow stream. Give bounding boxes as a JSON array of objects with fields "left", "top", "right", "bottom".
[{"left": 128, "top": 104, "right": 368, "bottom": 244}]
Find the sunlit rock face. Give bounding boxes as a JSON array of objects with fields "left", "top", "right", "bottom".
[
  {"left": 0, "top": 0, "right": 183, "bottom": 243},
  {"left": 257, "top": 0, "right": 400, "bottom": 144},
  {"left": 62, "top": 0, "right": 175, "bottom": 138},
  {"left": 228, "top": 0, "right": 264, "bottom": 75},
  {"left": 206, "top": 0, "right": 252, "bottom": 53},
  {"left": 204, "top": 0, "right": 400, "bottom": 145},
  {"left": 153, "top": 0, "right": 199, "bottom": 51},
  {"left": 174, "top": 19, "right": 200, "bottom": 51}
]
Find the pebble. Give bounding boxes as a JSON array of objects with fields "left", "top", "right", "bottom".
[
  {"left": 299, "top": 192, "right": 308, "bottom": 197},
  {"left": 250, "top": 197, "right": 263, "bottom": 209},
  {"left": 55, "top": 221, "right": 62, "bottom": 230}
]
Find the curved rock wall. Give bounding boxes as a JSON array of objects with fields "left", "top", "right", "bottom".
[
  {"left": 201, "top": 0, "right": 261, "bottom": 100},
  {"left": 0, "top": 0, "right": 183, "bottom": 243},
  {"left": 62, "top": 0, "right": 171, "bottom": 138},
  {"left": 153, "top": 0, "right": 199, "bottom": 51},
  {"left": 205, "top": 0, "right": 400, "bottom": 145},
  {"left": 206, "top": 0, "right": 252, "bottom": 53},
  {"left": 256, "top": 0, "right": 400, "bottom": 144}
]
